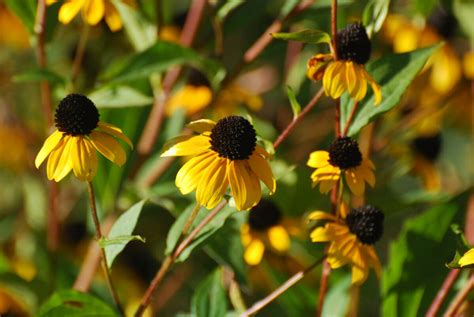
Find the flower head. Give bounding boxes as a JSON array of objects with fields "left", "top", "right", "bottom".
[
  {"left": 46, "top": 0, "right": 133, "bottom": 31},
  {"left": 307, "top": 137, "right": 375, "bottom": 196},
  {"left": 241, "top": 199, "right": 290, "bottom": 265},
  {"left": 307, "top": 23, "right": 381, "bottom": 105},
  {"left": 308, "top": 204, "right": 384, "bottom": 285},
  {"left": 35, "top": 94, "right": 132, "bottom": 182},
  {"left": 162, "top": 116, "right": 276, "bottom": 210},
  {"left": 459, "top": 248, "right": 474, "bottom": 268}
]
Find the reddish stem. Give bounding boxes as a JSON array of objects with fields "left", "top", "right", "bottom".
[
  {"left": 342, "top": 101, "right": 359, "bottom": 136},
  {"left": 425, "top": 269, "right": 461, "bottom": 317},
  {"left": 316, "top": 260, "right": 332, "bottom": 317}
]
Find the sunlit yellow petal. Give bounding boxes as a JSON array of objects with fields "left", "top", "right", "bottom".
[
  {"left": 267, "top": 225, "right": 290, "bottom": 251},
  {"left": 345, "top": 169, "right": 365, "bottom": 196},
  {"left": 58, "top": 0, "right": 85, "bottom": 24},
  {"left": 239, "top": 161, "right": 261, "bottom": 210},
  {"left": 358, "top": 163, "right": 375, "bottom": 187},
  {"left": 46, "top": 137, "right": 67, "bottom": 181},
  {"left": 307, "top": 151, "right": 330, "bottom": 168},
  {"left": 353, "top": 66, "right": 368, "bottom": 101},
  {"left": 229, "top": 161, "right": 247, "bottom": 211},
  {"left": 459, "top": 248, "right": 474, "bottom": 267},
  {"left": 166, "top": 85, "right": 212, "bottom": 116},
  {"left": 52, "top": 136, "right": 74, "bottom": 181},
  {"left": 310, "top": 226, "right": 331, "bottom": 242},
  {"left": 104, "top": 1, "right": 122, "bottom": 31},
  {"left": 248, "top": 152, "right": 275, "bottom": 194},
  {"left": 71, "top": 137, "right": 97, "bottom": 181},
  {"left": 82, "top": 0, "right": 105, "bottom": 25},
  {"left": 97, "top": 122, "right": 133, "bottom": 148},
  {"left": 186, "top": 119, "right": 216, "bottom": 133},
  {"left": 244, "top": 239, "right": 265, "bottom": 266},
  {"left": 196, "top": 156, "right": 228, "bottom": 209},
  {"left": 161, "top": 135, "right": 211, "bottom": 157},
  {"left": 319, "top": 178, "right": 338, "bottom": 193},
  {"left": 175, "top": 151, "right": 215, "bottom": 194},
  {"left": 345, "top": 61, "right": 357, "bottom": 94},
  {"left": 89, "top": 131, "right": 126, "bottom": 166},
  {"left": 307, "top": 211, "right": 339, "bottom": 222},
  {"left": 35, "top": 130, "right": 64, "bottom": 168}
]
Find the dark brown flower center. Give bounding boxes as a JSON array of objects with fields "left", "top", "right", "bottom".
[
  {"left": 328, "top": 137, "right": 362, "bottom": 169},
  {"left": 337, "top": 22, "right": 371, "bottom": 65},
  {"left": 346, "top": 205, "right": 384, "bottom": 245},
  {"left": 55, "top": 94, "right": 99, "bottom": 136},
  {"left": 248, "top": 199, "right": 282, "bottom": 231},
  {"left": 412, "top": 133, "right": 442, "bottom": 162},
  {"left": 210, "top": 116, "right": 257, "bottom": 160}
]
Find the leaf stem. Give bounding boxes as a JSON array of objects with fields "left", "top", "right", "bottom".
[{"left": 86, "top": 182, "right": 124, "bottom": 315}]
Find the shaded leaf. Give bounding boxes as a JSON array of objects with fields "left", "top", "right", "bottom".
[
  {"left": 88, "top": 86, "right": 153, "bottom": 108},
  {"left": 363, "top": 0, "right": 390, "bottom": 37},
  {"left": 272, "top": 29, "right": 331, "bottom": 45},
  {"left": 286, "top": 86, "right": 301, "bottom": 118},
  {"left": 446, "top": 224, "right": 471, "bottom": 269},
  {"left": 5, "top": 0, "right": 36, "bottom": 33},
  {"left": 13, "top": 69, "right": 66, "bottom": 85},
  {"left": 191, "top": 269, "right": 227, "bottom": 317}
]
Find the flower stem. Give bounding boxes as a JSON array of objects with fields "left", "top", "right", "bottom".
[
  {"left": 443, "top": 274, "right": 474, "bottom": 316},
  {"left": 316, "top": 258, "right": 331, "bottom": 317},
  {"left": 342, "top": 101, "right": 359, "bottom": 136},
  {"left": 86, "top": 182, "right": 124, "bottom": 315},
  {"left": 425, "top": 269, "right": 461, "bottom": 317},
  {"left": 241, "top": 255, "right": 326, "bottom": 316},
  {"left": 331, "top": 0, "right": 338, "bottom": 60},
  {"left": 273, "top": 87, "right": 325, "bottom": 149}
]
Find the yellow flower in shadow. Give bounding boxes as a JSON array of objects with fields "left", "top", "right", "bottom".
[
  {"left": 161, "top": 116, "right": 275, "bottom": 211},
  {"left": 240, "top": 199, "right": 290, "bottom": 265},
  {"left": 307, "top": 137, "right": 375, "bottom": 196},
  {"left": 35, "top": 94, "right": 132, "bottom": 182},
  {"left": 459, "top": 248, "right": 474, "bottom": 267},
  {"left": 308, "top": 204, "right": 383, "bottom": 285},
  {"left": 213, "top": 83, "right": 263, "bottom": 118},
  {"left": 46, "top": 0, "right": 134, "bottom": 31}
]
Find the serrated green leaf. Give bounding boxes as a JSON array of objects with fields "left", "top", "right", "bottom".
[
  {"left": 13, "top": 69, "right": 66, "bottom": 85},
  {"left": 363, "top": 0, "right": 390, "bottom": 37},
  {"left": 104, "top": 200, "right": 146, "bottom": 268},
  {"left": 88, "top": 86, "right": 153, "bottom": 108},
  {"left": 341, "top": 44, "right": 441, "bottom": 136},
  {"left": 38, "top": 289, "right": 118, "bottom": 317},
  {"left": 191, "top": 269, "right": 227, "bottom": 317},
  {"left": 101, "top": 41, "right": 225, "bottom": 90},
  {"left": 286, "top": 86, "right": 301, "bottom": 118},
  {"left": 272, "top": 29, "right": 331, "bottom": 45},
  {"left": 381, "top": 192, "right": 468, "bottom": 317}
]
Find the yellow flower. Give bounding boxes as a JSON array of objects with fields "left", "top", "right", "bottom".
[
  {"left": 307, "top": 23, "right": 382, "bottom": 105},
  {"left": 35, "top": 94, "right": 132, "bottom": 182},
  {"left": 308, "top": 204, "right": 383, "bottom": 285},
  {"left": 307, "top": 137, "right": 375, "bottom": 196},
  {"left": 240, "top": 200, "right": 290, "bottom": 265},
  {"left": 213, "top": 83, "right": 263, "bottom": 118},
  {"left": 162, "top": 116, "right": 276, "bottom": 211},
  {"left": 46, "top": 0, "right": 133, "bottom": 31},
  {"left": 459, "top": 248, "right": 474, "bottom": 267}
]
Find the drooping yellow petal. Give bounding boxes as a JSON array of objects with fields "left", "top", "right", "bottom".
[
  {"left": 82, "top": 0, "right": 105, "bottom": 25},
  {"left": 248, "top": 152, "right": 276, "bottom": 194},
  {"left": 319, "top": 178, "right": 338, "bottom": 193},
  {"left": 46, "top": 137, "right": 67, "bottom": 181},
  {"left": 254, "top": 145, "right": 272, "bottom": 159},
  {"left": 345, "top": 168, "right": 365, "bottom": 196},
  {"left": 362, "top": 68, "right": 382, "bottom": 105},
  {"left": 104, "top": 1, "right": 122, "bottom": 31},
  {"left": 328, "top": 62, "right": 346, "bottom": 99},
  {"left": 58, "top": 0, "right": 85, "bottom": 24},
  {"left": 186, "top": 119, "right": 216, "bottom": 133},
  {"left": 97, "top": 122, "right": 133, "bottom": 148},
  {"left": 238, "top": 161, "right": 261, "bottom": 211},
  {"left": 353, "top": 65, "right": 368, "bottom": 101},
  {"left": 307, "top": 211, "right": 339, "bottom": 222},
  {"left": 364, "top": 246, "right": 382, "bottom": 278},
  {"left": 161, "top": 135, "right": 210, "bottom": 157},
  {"left": 267, "top": 225, "right": 290, "bottom": 252},
  {"left": 323, "top": 62, "right": 337, "bottom": 96},
  {"left": 310, "top": 226, "right": 331, "bottom": 242},
  {"left": 345, "top": 61, "right": 357, "bottom": 94},
  {"left": 35, "top": 130, "right": 64, "bottom": 168},
  {"left": 196, "top": 156, "right": 228, "bottom": 209},
  {"left": 175, "top": 151, "right": 215, "bottom": 194},
  {"left": 51, "top": 136, "right": 74, "bottom": 181},
  {"left": 89, "top": 131, "right": 126, "bottom": 166},
  {"left": 166, "top": 85, "right": 213, "bottom": 116},
  {"left": 311, "top": 165, "right": 340, "bottom": 183},
  {"left": 459, "top": 248, "right": 474, "bottom": 267},
  {"left": 71, "top": 136, "right": 97, "bottom": 181},
  {"left": 244, "top": 239, "right": 265, "bottom": 266},
  {"left": 358, "top": 163, "right": 376, "bottom": 187},
  {"left": 307, "top": 151, "right": 330, "bottom": 168},
  {"left": 229, "top": 161, "right": 247, "bottom": 211},
  {"left": 327, "top": 250, "right": 350, "bottom": 269},
  {"left": 351, "top": 248, "right": 369, "bottom": 285}
]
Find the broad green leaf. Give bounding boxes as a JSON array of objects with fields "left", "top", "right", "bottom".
[
  {"left": 38, "top": 289, "right": 118, "bottom": 317},
  {"left": 5, "top": 0, "right": 36, "bottom": 33},
  {"left": 453, "top": 0, "right": 474, "bottom": 39},
  {"left": 13, "top": 69, "right": 66, "bottom": 85},
  {"left": 286, "top": 86, "right": 301, "bottom": 118},
  {"left": 165, "top": 202, "right": 236, "bottom": 262},
  {"left": 363, "top": 0, "right": 390, "bottom": 37},
  {"left": 340, "top": 44, "right": 441, "bottom": 136},
  {"left": 414, "top": 0, "right": 437, "bottom": 17},
  {"left": 104, "top": 200, "right": 146, "bottom": 268},
  {"left": 381, "top": 192, "right": 468, "bottom": 317},
  {"left": 101, "top": 41, "right": 226, "bottom": 89},
  {"left": 191, "top": 269, "right": 228, "bottom": 317},
  {"left": 88, "top": 86, "right": 153, "bottom": 108},
  {"left": 322, "top": 275, "right": 351, "bottom": 317},
  {"left": 272, "top": 29, "right": 331, "bottom": 45}
]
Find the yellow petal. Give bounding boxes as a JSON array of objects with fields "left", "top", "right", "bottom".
[
  {"left": 267, "top": 225, "right": 290, "bottom": 252},
  {"left": 58, "top": 0, "right": 85, "bottom": 24},
  {"left": 310, "top": 226, "right": 331, "bottom": 242},
  {"left": 459, "top": 248, "right": 474, "bottom": 267},
  {"left": 254, "top": 145, "right": 272, "bottom": 159},
  {"left": 327, "top": 251, "right": 349, "bottom": 269},
  {"left": 71, "top": 137, "right": 97, "bottom": 181},
  {"left": 319, "top": 178, "right": 338, "bottom": 194},
  {"left": 239, "top": 161, "right": 261, "bottom": 210},
  {"left": 89, "top": 131, "right": 126, "bottom": 166},
  {"left": 186, "top": 119, "right": 216, "bottom": 133},
  {"left": 97, "top": 122, "right": 133, "bottom": 148},
  {"left": 161, "top": 135, "right": 211, "bottom": 157},
  {"left": 166, "top": 86, "right": 212, "bottom": 116},
  {"left": 196, "top": 156, "right": 228, "bottom": 209},
  {"left": 35, "top": 130, "right": 64, "bottom": 168},
  {"left": 52, "top": 136, "right": 74, "bottom": 181},
  {"left": 82, "top": 0, "right": 105, "bottom": 25},
  {"left": 104, "top": 1, "right": 122, "bottom": 31},
  {"left": 311, "top": 165, "right": 340, "bottom": 182},
  {"left": 46, "top": 0, "right": 58, "bottom": 5},
  {"left": 328, "top": 62, "right": 346, "bottom": 98},
  {"left": 244, "top": 239, "right": 265, "bottom": 266},
  {"left": 345, "top": 169, "right": 365, "bottom": 196},
  {"left": 46, "top": 137, "right": 67, "bottom": 181},
  {"left": 345, "top": 61, "right": 357, "bottom": 94},
  {"left": 358, "top": 163, "right": 376, "bottom": 187},
  {"left": 307, "top": 151, "right": 330, "bottom": 168},
  {"left": 175, "top": 151, "right": 215, "bottom": 194},
  {"left": 364, "top": 246, "right": 382, "bottom": 278},
  {"left": 307, "top": 211, "right": 338, "bottom": 222},
  {"left": 229, "top": 161, "right": 247, "bottom": 211},
  {"left": 248, "top": 152, "right": 276, "bottom": 194},
  {"left": 323, "top": 62, "right": 337, "bottom": 96}
]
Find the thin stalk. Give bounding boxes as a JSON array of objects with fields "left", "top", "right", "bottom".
[
  {"left": 443, "top": 274, "right": 474, "bottom": 317},
  {"left": 241, "top": 256, "right": 326, "bottom": 317},
  {"left": 316, "top": 257, "right": 331, "bottom": 317},
  {"left": 342, "top": 101, "right": 359, "bottom": 136},
  {"left": 71, "top": 25, "right": 90, "bottom": 87},
  {"left": 86, "top": 182, "right": 124, "bottom": 315},
  {"left": 331, "top": 0, "right": 338, "bottom": 60},
  {"left": 425, "top": 269, "right": 461, "bottom": 317}
]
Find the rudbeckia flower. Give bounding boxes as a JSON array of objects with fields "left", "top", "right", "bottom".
[
  {"left": 46, "top": 0, "right": 133, "bottom": 32},
  {"left": 162, "top": 116, "right": 276, "bottom": 210},
  {"left": 308, "top": 204, "right": 384, "bottom": 285},
  {"left": 241, "top": 200, "right": 290, "bottom": 265},
  {"left": 307, "top": 137, "right": 375, "bottom": 196},
  {"left": 459, "top": 248, "right": 474, "bottom": 267},
  {"left": 35, "top": 94, "right": 132, "bottom": 182},
  {"left": 307, "top": 23, "right": 381, "bottom": 105}
]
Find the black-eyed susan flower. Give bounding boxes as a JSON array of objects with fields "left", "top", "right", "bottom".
[
  {"left": 35, "top": 94, "right": 132, "bottom": 182},
  {"left": 459, "top": 248, "right": 474, "bottom": 267},
  {"left": 307, "top": 23, "right": 381, "bottom": 105},
  {"left": 161, "top": 116, "right": 276, "bottom": 211},
  {"left": 307, "top": 137, "right": 375, "bottom": 196},
  {"left": 308, "top": 204, "right": 384, "bottom": 285},
  {"left": 240, "top": 200, "right": 290, "bottom": 266},
  {"left": 46, "top": 0, "right": 134, "bottom": 32}
]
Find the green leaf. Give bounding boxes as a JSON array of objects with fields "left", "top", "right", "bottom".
[
  {"left": 272, "top": 29, "right": 331, "bottom": 45},
  {"left": 340, "top": 44, "right": 441, "bottom": 136},
  {"left": 286, "top": 86, "right": 301, "bottom": 118},
  {"left": 278, "top": 0, "right": 300, "bottom": 19},
  {"left": 446, "top": 224, "right": 471, "bottom": 269},
  {"left": 165, "top": 202, "right": 236, "bottom": 262},
  {"left": 104, "top": 200, "right": 146, "bottom": 268},
  {"left": 191, "top": 269, "right": 228, "bottom": 317},
  {"left": 101, "top": 41, "right": 226, "bottom": 89},
  {"left": 363, "top": 0, "right": 390, "bottom": 37},
  {"left": 381, "top": 192, "right": 468, "bottom": 317},
  {"left": 322, "top": 275, "right": 351, "bottom": 317},
  {"left": 88, "top": 86, "right": 153, "bottom": 108},
  {"left": 13, "top": 69, "right": 66, "bottom": 85},
  {"left": 5, "top": 0, "right": 36, "bottom": 33},
  {"left": 453, "top": 0, "right": 474, "bottom": 39},
  {"left": 38, "top": 289, "right": 118, "bottom": 317},
  {"left": 217, "top": 0, "right": 246, "bottom": 21}
]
